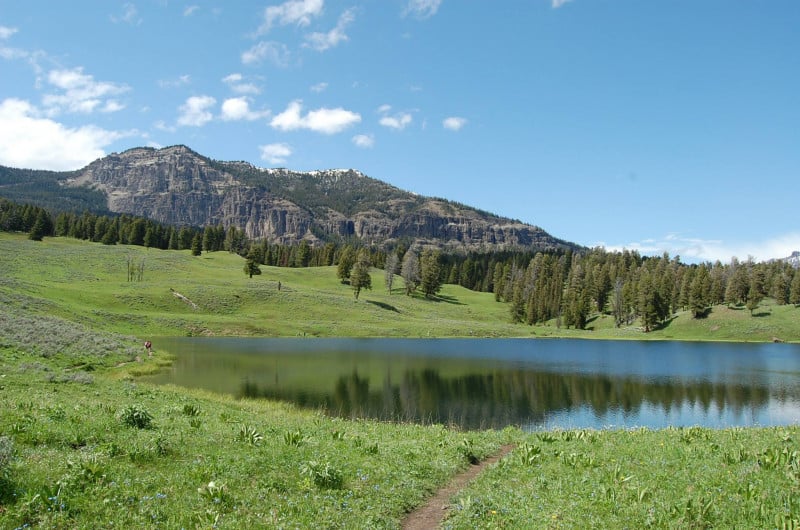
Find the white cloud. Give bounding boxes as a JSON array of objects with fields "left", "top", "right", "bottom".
[
  {"left": 0, "top": 98, "right": 132, "bottom": 171},
  {"left": 404, "top": 0, "right": 442, "bottom": 19},
  {"left": 259, "top": 142, "right": 292, "bottom": 164},
  {"left": 598, "top": 232, "right": 800, "bottom": 264},
  {"left": 379, "top": 112, "right": 412, "bottom": 130},
  {"left": 352, "top": 134, "right": 374, "bottom": 148},
  {"left": 304, "top": 8, "right": 354, "bottom": 51},
  {"left": 442, "top": 116, "right": 466, "bottom": 131},
  {"left": 259, "top": 0, "right": 324, "bottom": 34},
  {"left": 183, "top": 5, "right": 199, "bottom": 16},
  {"left": 177, "top": 95, "right": 216, "bottom": 127},
  {"left": 552, "top": 0, "right": 574, "bottom": 8},
  {"left": 0, "top": 26, "right": 18, "bottom": 40},
  {"left": 42, "top": 67, "right": 129, "bottom": 115},
  {"left": 242, "top": 41, "right": 290, "bottom": 66},
  {"left": 222, "top": 73, "right": 261, "bottom": 94},
  {"left": 271, "top": 100, "right": 360, "bottom": 134},
  {"left": 110, "top": 3, "right": 142, "bottom": 25},
  {"left": 220, "top": 97, "right": 269, "bottom": 121},
  {"left": 310, "top": 82, "right": 328, "bottom": 93}
]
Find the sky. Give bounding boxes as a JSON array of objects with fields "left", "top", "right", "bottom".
[{"left": 1, "top": 0, "right": 798, "bottom": 263}]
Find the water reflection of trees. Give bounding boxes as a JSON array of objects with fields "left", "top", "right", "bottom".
[{"left": 240, "top": 368, "right": 775, "bottom": 430}]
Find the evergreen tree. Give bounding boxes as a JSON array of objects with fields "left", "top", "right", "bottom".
[
  {"left": 746, "top": 277, "right": 763, "bottom": 315},
  {"left": 336, "top": 246, "right": 356, "bottom": 283},
  {"left": 349, "top": 249, "right": 372, "bottom": 300},
  {"left": 400, "top": 248, "right": 421, "bottom": 295},
  {"left": 689, "top": 265, "right": 710, "bottom": 318},
  {"left": 420, "top": 248, "right": 443, "bottom": 298},
  {"left": 191, "top": 233, "right": 202, "bottom": 256},
  {"left": 295, "top": 240, "right": 311, "bottom": 267},
  {"left": 243, "top": 248, "right": 262, "bottom": 278},
  {"left": 790, "top": 270, "right": 800, "bottom": 306},
  {"left": 28, "top": 209, "right": 50, "bottom": 241}
]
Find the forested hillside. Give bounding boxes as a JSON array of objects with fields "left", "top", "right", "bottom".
[{"left": 3, "top": 197, "right": 798, "bottom": 335}]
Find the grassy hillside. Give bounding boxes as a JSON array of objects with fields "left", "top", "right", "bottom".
[
  {"left": 2, "top": 233, "right": 800, "bottom": 528},
  {"left": 1, "top": 233, "right": 798, "bottom": 342}
]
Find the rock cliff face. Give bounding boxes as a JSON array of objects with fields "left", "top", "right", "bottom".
[{"left": 66, "top": 145, "right": 577, "bottom": 251}]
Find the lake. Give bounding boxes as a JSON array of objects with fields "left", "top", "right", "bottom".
[{"left": 141, "top": 337, "right": 800, "bottom": 431}]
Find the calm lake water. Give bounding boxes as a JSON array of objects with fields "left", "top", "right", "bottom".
[{"left": 142, "top": 338, "right": 800, "bottom": 431}]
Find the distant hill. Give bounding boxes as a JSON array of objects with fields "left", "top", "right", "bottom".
[
  {"left": 779, "top": 251, "right": 800, "bottom": 269},
  {"left": 0, "top": 145, "right": 580, "bottom": 252}
]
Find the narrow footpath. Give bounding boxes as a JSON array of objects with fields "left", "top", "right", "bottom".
[{"left": 401, "top": 444, "right": 515, "bottom": 530}]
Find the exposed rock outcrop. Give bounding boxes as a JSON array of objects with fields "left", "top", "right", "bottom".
[{"left": 65, "top": 145, "right": 578, "bottom": 252}]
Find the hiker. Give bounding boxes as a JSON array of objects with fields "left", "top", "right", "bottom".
[{"left": 144, "top": 340, "right": 152, "bottom": 356}]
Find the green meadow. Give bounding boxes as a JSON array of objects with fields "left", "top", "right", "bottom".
[{"left": 2, "top": 232, "right": 800, "bottom": 528}]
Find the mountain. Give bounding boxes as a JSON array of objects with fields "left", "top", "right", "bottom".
[
  {"left": 1, "top": 145, "right": 579, "bottom": 252},
  {"left": 780, "top": 251, "right": 800, "bottom": 269}
]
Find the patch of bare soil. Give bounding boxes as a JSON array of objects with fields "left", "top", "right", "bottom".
[{"left": 401, "top": 444, "right": 515, "bottom": 530}]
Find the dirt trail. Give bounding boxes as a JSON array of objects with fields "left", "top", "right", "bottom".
[{"left": 401, "top": 444, "right": 515, "bottom": 530}]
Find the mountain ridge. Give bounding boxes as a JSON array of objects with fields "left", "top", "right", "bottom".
[{"left": 1, "top": 144, "right": 580, "bottom": 252}]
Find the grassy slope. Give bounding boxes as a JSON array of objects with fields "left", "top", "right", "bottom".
[
  {"left": 2, "top": 233, "right": 800, "bottom": 528},
  {"left": 2, "top": 233, "right": 798, "bottom": 342}
]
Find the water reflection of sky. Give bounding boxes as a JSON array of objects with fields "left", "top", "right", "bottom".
[{"left": 535, "top": 397, "right": 800, "bottom": 431}]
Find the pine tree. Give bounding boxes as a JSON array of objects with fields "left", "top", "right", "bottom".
[
  {"left": 28, "top": 209, "right": 50, "bottom": 241},
  {"left": 191, "top": 234, "right": 202, "bottom": 256},
  {"left": 790, "top": 270, "right": 800, "bottom": 306},
  {"left": 350, "top": 249, "right": 372, "bottom": 300},
  {"left": 336, "top": 246, "right": 355, "bottom": 283},
  {"left": 244, "top": 248, "right": 261, "bottom": 278},
  {"left": 420, "top": 249, "right": 443, "bottom": 298}
]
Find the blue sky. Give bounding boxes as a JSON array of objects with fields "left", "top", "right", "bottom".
[{"left": 1, "top": 0, "right": 798, "bottom": 263}]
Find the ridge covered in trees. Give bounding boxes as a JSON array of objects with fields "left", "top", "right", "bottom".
[{"left": 2, "top": 198, "right": 798, "bottom": 332}]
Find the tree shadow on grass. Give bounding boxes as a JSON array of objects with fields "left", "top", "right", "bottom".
[
  {"left": 428, "top": 294, "right": 465, "bottom": 305},
  {"left": 366, "top": 300, "right": 400, "bottom": 313}
]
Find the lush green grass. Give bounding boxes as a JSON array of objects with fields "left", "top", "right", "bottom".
[
  {"left": 1, "top": 233, "right": 798, "bottom": 342},
  {"left": 444, "top": 426, "right": 800, "bottom": 529},
  {"left": 2, "top": 233, "right": 800, "bottom": 528}
]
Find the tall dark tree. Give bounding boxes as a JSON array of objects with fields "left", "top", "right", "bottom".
[
  {"left": 244, "top": 248, "right": 262, "bottom": 278},
  {"left": 191, "top": 233, "right": 203, "bottom": 256},
  {"left": 420, "top": 248, "right": 443, "bottom": 298},
  {"left": 349, "top": 249, "right": 372, "bottom": 300},
  {"left": 790, "top": 270, "right": 800, "bottom": 307},
  {"left": 336, "top": 246, "right": 355, "bottom": 283},
  {"left": 28, "top": 209, "right": 51, "bottom": 241}
]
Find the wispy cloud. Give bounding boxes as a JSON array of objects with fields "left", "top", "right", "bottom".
[
  {"left": 157, "top": 74, "right": 191, "bottom": 89},
  {"left": 271, "top": 99, "right": 360, "bottom": 134},
  {"left": 242, "top": 41, "right": 290, "bottom": 66},
  {"left": 378, "top": 105, "right": 412, "bottom": 130},
  {"left": 220, "top": 97, "right": 270, "bottom": 121},
  {"left": 0, "top": 26, "right": 18, "bottom": 40},
  {"left": 310, "top": 82, "right": 328, "bottom": 93},
  {"left": 177, "top": 95, "right": 216, "bottom": 127},
  {"left": 304, "top": 8, "right": 355, "bottom": 51},
  {"left": 442, "top": 116, "right": 466, "bottom": 131},
  {"left": 0, "top": 98, "right": 133, "bottom": 171},
  {"left": 222, "top": 73, "right": 261, "bottom": 95},
  {"left": 258, "top": 0, "right": 324, "bottom": 34},
  {"left": 183, "top": 5, "right": 199, "bottom": 16},
  {"left": 110, "top": 3, "right": 142, "bottom": 25},
  {"left": 260, "top": 142, "right": 292, "bottom": 164},
  {"left": 404, "top": 0, "right": 442, "bottom": 19},
  {"left": 42, "top": 67, "right": 129, "bottom": 115},
  {"left": 352, "top": 134, "right": 374, "bottom": 148},
  {"left": 597, "top": 232, "right": 800, "bottom": 264},
  {"left": 551, "top": 0, "right": 574, "bottom": 8}
]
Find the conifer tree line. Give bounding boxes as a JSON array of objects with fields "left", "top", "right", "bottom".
[{"left": 3, "top": 198, "right": 799, "bottom": 323}]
